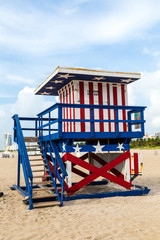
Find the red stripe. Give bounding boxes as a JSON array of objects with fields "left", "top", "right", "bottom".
[
  {"left": 59, "top": 91, "right": 62, "bottom": 103},
  {"left": 89, "top": 82, "right": 94, "bottom": 131},
  {"left": 72, "top": 83, "right": 76, "bottom": 132},
  {"left": 69, "top": 84, "right": 72, "bottom": 132},
  {"left": 79, "top": 81, "right": 85, "bottom": 132},
  {"left": 98, "top": 83, "right": 104, "bottom": 132},
  {"left": 129, "top": 153, "right": 132, "bottom": 178},
  {"left": 62, "top": 90, "right": 65, "bottom": 132},
  {"left": 113, "top": 85, "right": 118, "bottom": 131},
  {"left": 134, "top": 153, "right": 139, "bottom": 175},
  {"left": 121, "top": 85, "right": 127, "bottom": 132},
  {"left": 107, "top": 83, "right": 111, "bottom": 132}
]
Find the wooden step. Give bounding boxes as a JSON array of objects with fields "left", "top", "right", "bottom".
[
  {"left": 24, "top": 137, "right": 38, "bottom": 142},
  {"left": 32, "top": 193, "right": 57, "bottom": 200},
  {"left": 32, "top": 169, "right": 48, "bottom": 173},
  {"left": 27, "top": 149, "right": 41, "bottom": 152},
  {"left": 28, "top": 155, "right": 43, "bottom": 157},
  {"left": 26, "top": 145, "right": 40, "bottom": 148},
  {"left": 33, "top": 181, "right": 53, "bottom": 185},
  {"left": 33, "top": 187, "right": 55, "bottom": 191},
  {"left": 33, "top": 175, "right": 51, "bottom": 178},
  {"left": 29, "top": 159, "right": 44, "bottom": 161},
  {"left": 33, "top": 201, "right": 59, "bottom": 208},
  {"left": 31, "top": 164, "right": 47, "bottom": 167}
]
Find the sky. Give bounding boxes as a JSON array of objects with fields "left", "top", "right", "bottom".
[{"left": 1, "top": 0, "right": 160, "bottom": 149}]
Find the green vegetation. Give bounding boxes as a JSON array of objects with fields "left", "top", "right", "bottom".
[{"left": 130, "top": 137, "right": 160, "bottom": 149}]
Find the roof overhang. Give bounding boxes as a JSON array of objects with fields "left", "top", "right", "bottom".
[{"left": 35, "top": 66, "right": 141, "bottom": 96}]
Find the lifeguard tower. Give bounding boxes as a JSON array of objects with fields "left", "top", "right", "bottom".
[{"left": 12, "top": 67, "right": 150, "bottom": 209}]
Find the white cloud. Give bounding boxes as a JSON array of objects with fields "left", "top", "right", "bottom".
[
  {"left": 127, "top": 85, "right": 137, "bottom": 106},
  {"left": 129, "top": 69, "right": 160, "bottom": 134},
  {"left": 12, "top": 86, "right": 54, "bottom": 116},
  {"left": 143, "top": 47, "right": 150, "bottom": 55},
  {"left": 0, "top": 0, "right": 160, "bottom": 55},
  {"left": 1, "top": 74, "right": 35, "bottom": 85},
  {"left": 0, "top": 87, "right": 55, "bottom": 149}
]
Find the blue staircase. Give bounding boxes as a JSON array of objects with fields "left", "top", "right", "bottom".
[{"left": 12, "top": 114, "right": 67, "bottom": 209}]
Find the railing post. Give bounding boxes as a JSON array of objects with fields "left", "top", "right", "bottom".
[
  {"left": 91, "top": 107, "right": 94, "bottom": 137},
  {"left": 58, "top": 106, "right": 62, "bottom": 138},
  {"left": 128, "top": 111, "right": 132, "bottom": 132},
  {"left": 61, "top": 173, "right": 65, "bottom": 206},
  {"left": 115, "top": 108, "right": 119, "bottom": 136},
  {"left": 49, "top": 112, "right": 51, "bottom": 139},
  {"left": 40, "top": 117, "right": 43, "bottom": 137},
  {"left": 140, "top": 110, "right": 145, "bottom": 135},
  {"left": 38, "top": 117, "right": 40, "bottom": 137},
  {"left": 35, "top": 118, "right": 38, "bottom": 137},
  {"left": 55, "top": 156, "right": 57, "bottom": 186},
  {"left": 13, "top": 118, "right": 17, "bottom": 142},
  {"left": 17, "top": 150, "right": 21, "bottom": 187}
]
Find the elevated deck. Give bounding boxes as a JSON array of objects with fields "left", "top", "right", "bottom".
[{"left": 37, "top": 103, "right": 146, "bottom": 142}]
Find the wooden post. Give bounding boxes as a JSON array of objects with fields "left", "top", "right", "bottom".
[
  {"left": 88, "top": 152, "right": 93, "bottom": 175},
  {"left": 66, "top": 160, "right": 72, "bottom": 188}
]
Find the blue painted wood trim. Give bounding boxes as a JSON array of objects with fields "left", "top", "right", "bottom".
[
  {"left": 11, "top": 184, "right": 28, "bottom": 198},
  {"left": 64, "top": 186, "right": 150, "bottom": 201}
]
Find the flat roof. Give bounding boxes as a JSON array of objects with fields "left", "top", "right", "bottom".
[{"left": 35, "top": 66, "right": 141, "bottom": 96}]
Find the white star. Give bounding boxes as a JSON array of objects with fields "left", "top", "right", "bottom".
[
  {"left": 55, "top": 80, "right": 64, "bottom": 84},
  {"left": 40, "top": 92, "right": 51, "bottom": 95},
  {"left": 62, "top": 142, "right": 66, "bottom": 152},
  {"left": 93, "top": 76, "right": 105, "bottom": 81},
  {"left": 120, "top": 78, "right": 133, "bottom": 83},
  {"left": 46, "top": 86, "right": 55, "bottom": 90},
  {"left": 117, "top": 143, "right": 125, "bottom": 151},
  {"left": 94, "top": 141, "right": 105, "bottom": 154},
  {"left": 73, "top": 144, "right": 82, "bottom": 157},
  {"left": 57, "top": 74, "right": 75, "bottom": 79}
]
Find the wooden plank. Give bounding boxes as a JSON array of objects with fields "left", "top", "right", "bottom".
[
  {"left": 33, "top": 187, "right": 55, "bottom": 191},
  {"left": 33, "top": 201, "right": 59, "bottom": 208},
  {"left": 33, "top": 181, "right": 53, "bottom": 185},
  {"left": 27, "top": 149, "right": 41, "bottom": 152},
  {"left": 31, "top": 164, "right": 47, "bottom": 167},
  {"left": 29, "top": 159, "right": 44, "bottom": 161},
  {"left": 32, "top": 194, "right": 57, "bottom": 199},
  {"left": 26, "top": 145, "right": 40, "bottom": 148},
  {"left": 24, "top": 137, "right": 38, "bottom": 142},
  {"left": 32, "top": 169, "right": 48, "bottom": 172},
  {"left": 33, "top": 175, "right": 51, "bottom": 178},
  {"left": 29, "top": 154, "right": 42, "bottom": 157}
]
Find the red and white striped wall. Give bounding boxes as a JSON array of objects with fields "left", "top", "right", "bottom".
[
  {"left": 58, "top": 80, "right": 128, "bottom": 133},
  {"left": 131, "top": 153, "right": 143, "bottom": 175}
]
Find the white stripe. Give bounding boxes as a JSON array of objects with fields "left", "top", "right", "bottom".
[
  {"left": 93, "top": 82, "right": 100, "bottom": 132},
  {"left": 109, "top": 84, "right": 115, "bottom": 132},
  {"left": 117, "top": 84, "right": 123, "bottom": 132},
  {"left": 84, "top": 82, "right": 90, "bottom": 132},
  {"left": 75, "top": 82, "right": 80, "bottom": 132},
  {"left": 103, "top": 83, "right": 109, "bottom": 132},
  {"left": 67, "top": 84, "right": 70, "bottom": 132}
]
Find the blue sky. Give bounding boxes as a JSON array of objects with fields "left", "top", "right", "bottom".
[{"left": 1, "top": 0, "right": 160, "bottom": 148}]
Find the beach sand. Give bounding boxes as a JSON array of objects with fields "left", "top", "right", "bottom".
[{"left": 0, "top": 150, "right": 160, "bottom": 240}]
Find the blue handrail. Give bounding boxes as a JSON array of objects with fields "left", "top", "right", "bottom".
[
  {"left": 12, "top": 114, "right": 33, "bottom": 209},
  {"left": 37, "top": 103, "right": 146, "bottom": 139},
  {"left": 13, "top": 114, "right": 67, "bottom": 206}
]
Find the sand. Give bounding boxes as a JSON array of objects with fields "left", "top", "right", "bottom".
[{"left": 0, "top": 149, "right": 160, "bottom": 240}]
